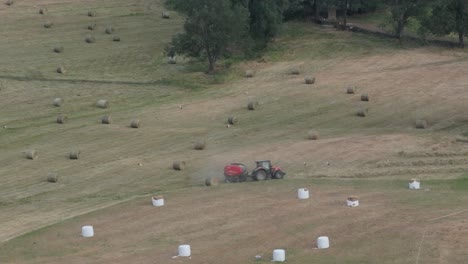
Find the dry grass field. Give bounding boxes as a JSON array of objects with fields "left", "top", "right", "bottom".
[{"left": 1, "top": 0, "right": 468, "bottom": 263}]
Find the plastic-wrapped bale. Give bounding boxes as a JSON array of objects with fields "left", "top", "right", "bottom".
[
  {"left": 53, "top": 98, "right": 63, "bottom": 107},
  {"left": 69, "top": 149, "right": 80, "bottom": 160},
  {"left": 25, "top": 149, "right": 38, "bottom": 160},
  {"left": 47, "top": 172, "right": 58, "bottom": 183},
  {"left": 101, "top": 115, "right": 111, "bottom": 124},
  {"left": 130, "top": 119, "right": 141, "bottom": 128},
  {"left": 96, "top": 99, "right": 108, "bottom": 108}
]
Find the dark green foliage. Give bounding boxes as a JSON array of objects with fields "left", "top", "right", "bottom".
[
  {"left": 168, "top": 0, "right": 249, "bottom": 72},
  {"left": 245, "top": 0, "right": 289, "bottom": 48},
  {"left": 386, "top": 0, "right": 424, "bottom": 40},
  {"left": 419, "top": 0, "right": 468, "bottom": 47}
]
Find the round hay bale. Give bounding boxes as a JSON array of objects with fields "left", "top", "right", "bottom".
[
  {"left": 193, "top": 139, "right": 206, "bottom": 150},
  {"left": 56, "top": 66, "right": 66, "bottom": 74},
  {"left": 85, "top": 35, "right": 96, "bottom": 43},
  {"left": 53, "top": 98, "right": 63, "bottom": 107},
  {"left": 56, "top": 114, "right": 68, "bottom": 124},
  {"left": 88, "top": 11, "right": 96, "bottom": 17},
  {"left": 101, "top": 115, "right": 111, "bottom": 124},
  {"left": 245, "top": 70, "right": 254, "bottom": 78},
  {"left": 346, "top": 85, "right": 356, "bottom": 94},
  {"left": 173, "top": 160, "right": 186, "bottom": 171},
  {"left": 168, "top": 56, "right": 176, "bottom": 64},
  {"left": 43, "top": 21, "right": 53, "bottom": 28},
  {"left": 130, "top": 119, "right": 141, "bottom": 128},
  {"left": 307, "top": 130, "right": 319, "bottom": 140},
  {"left": 87, "top": 24, "right": 96, "bottom": 30},
  {"left": 415, "top": 119, "right": 428, "bottom": 129},
  {"left": 25, "top": 149, "right": 38, "bottom": 160},
  {"left": 361, "top": 93, "right": 369, "bottom": 101},
  {"left": 162, "top": 11, "right": 170, "bottom": 19},
  {"left": 105, "top": 27, "right": 114, "bottom": 34},
  {"left": 69, "top": 149, "right": 80, "bottom": 160},
  {"left": 289, "top": 68, "right": 300, "bottom": 75},
  {"left": 39, "top": 8, "right": 47, "bottom": 14},
  {"left": 112, "top": 36, "right": 121, "bottom": 42},
  {"left": 247, "top": 100, "right": 259, "bottom": 110},
  {"left": 227, "top": 116, "right": 238, "bottom": 125},
  {"left": 5, "top": 0, "right": 13, "bottom": 6},
  {"left": 47, "top": 172, "right": 58, "bottom": 183},
  {"left": 53, "top": 46, "right": 64, "bottom": 53},
  {"left": 96, "top": 99, "right": 108, "bottom": 108},
  {"left": 205, "top": 176, "right": 219, "bottom": 186},
  {"left": 305, "top": 77, "right": 315, "bottom": 84},
  {"left": 356, "top": 108, "right": 368, "bottom": 117}
]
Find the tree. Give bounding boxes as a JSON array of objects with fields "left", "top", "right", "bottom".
[
  {"left": 386, "top": 0, "right": 423, "bottom": 40},
  {"left": 168, "top": 0, "right": 249, "bottom": 72},
  {"left": 419, "top": 0, "right": 468, "bottom": 47},
  {"left": 231, "top": 0, "right": 288, "bottom": 49}
]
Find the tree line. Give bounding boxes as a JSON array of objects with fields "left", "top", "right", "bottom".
[{"left": 166, "top": 0, "right": 468, "bottom": 72}]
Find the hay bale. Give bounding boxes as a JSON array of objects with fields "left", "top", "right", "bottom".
[
  {"left": 25, "top": 149, "right": 38, "bottom": 160},
  {"left": 361, "top": 93, "right": 369, "bottom": 101},
  {"left": 85, "top": 35, "right": 96, "bottom": 43},
  {"left": 101, "top": 115, "right": 111, "bottom": 124},
  {"left": 69, "top": 149, "right": 80, "bottom": 159},
  {"left": 39, "top": 8, "right": 47, "bottom": 14},
  {"left": 56, "top": 66, "right": 65, "bottom": 74},
  {"left": 173, "top": 161, "right": 186, "bottom": 171},
  {"left": 47, "top": 172, "right": 58, "bottom": 183},
  {"left": 162, "top": 11, "right": 170, "bottom": 19},
  {"left": 305, "top": 77, "right": 315, "bottom": 84},
  {"left": 415, "top": 119, "right": 428, "bottom": 129},
  {"left": 130, "top": 119, "right": 141, "bottom": 128},
  {"left": 153, "top": 195, "right": 163, "bottom": 200},
  {"left": 356, "top": 108, "right": 368, "bottom": 117},
  {"left": 245, "top": 70, "right": 254, "bottom": 78},
  {"left": 168, "top": 56, "right": 176, "bottom": 64},
  {"left": 88, "top": 11, "right": 96, "bottom": 17},
  {"left": 5, "top": 0, "right": 13, "bottom": 6},
  {"left": 307, "top": 130, "right": 319, "bottom": 140},
  {"left": 87, "top": 24, "right": 96, "bottom": 30},
  {"left": 96, "top": 99, "right": 108, "bottom": 108},
  {"left": 53, "top": 46, "right": 64, "bottom": 53},
  {"left": 247, "top": 100, "right": 259, "bottom": 110},
  {"left": 53, "top": 98, "right": 62, "bottom": 107},
  {"left": 43, "top": 21, "right": 53, "bottom": 28},
  {"left": 112, "top": 36, "right": 121, "bottom": 42},
  {"left": 289, "top": 68, "right": 300, "bottom": 75},
  {"left": 56, "top": 114, "right": 68, "bottom": 124},
  {"left": 227, "top": 116, "right": 238, "bottom": 125},
  {"left": 205, "top": 176, "right": 219, "bottom": 186},
  {"left": 346, "top": 85, "right": 356, "bottom": 94},
  {"left": 193, "top": 139, "right": 206, "bottom": 150},
  {"left": 105, "top": 27, "right": 114, "bottom": 34}
]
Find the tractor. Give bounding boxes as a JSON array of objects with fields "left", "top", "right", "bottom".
[{"left": 224, "top": 160, "right": 285, "bottom": 183}]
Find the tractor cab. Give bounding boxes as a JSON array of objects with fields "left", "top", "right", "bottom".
[{"left": 255, "top": 160, "right": 272, "bottom": 172}]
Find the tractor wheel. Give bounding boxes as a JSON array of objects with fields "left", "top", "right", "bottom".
[
  {"left": 273, "top": 171, "right": 284, "bottom": 179},
  {"left": 225, "top": 176, "right": 238, "bottom": 183},
  {"left": 254, "top": 170, "right": 267, "bottom": 181}
]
